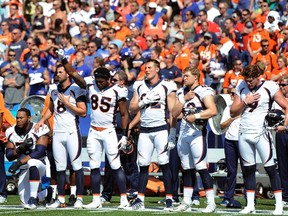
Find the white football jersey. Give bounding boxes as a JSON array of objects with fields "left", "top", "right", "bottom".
[
  {"left": 49, "top": 83, "right": 86, "bottom": 132},
  {"left": 85, "top": 78, "right": 128, "bottom": 128},
  {"left": 177, "top": 85, "right": 215, "bottom": 130},
  {"left": 133, "top": 79, "right": 177, "bottom": 128},
  {"left": 5, "top": 122, "right": 50, "bottom": 165},
  {"left": 236, "top": 80, "right": 279, "bottom": 133}
]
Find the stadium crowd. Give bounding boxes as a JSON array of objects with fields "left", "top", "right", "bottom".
[{"left": 1, "top": 0, "right": 288, "bottom": 214}]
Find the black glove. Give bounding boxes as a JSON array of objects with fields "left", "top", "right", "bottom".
[
  {"left": 16, "top": 137, "right": 33, "bottom": 155},
  {"left": 8, "top": 161, "right": 22, "bottom": 174}
]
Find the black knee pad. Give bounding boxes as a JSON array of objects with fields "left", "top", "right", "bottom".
[
  {"left": 264, "top": 165, "right": 277, "bottom": 177},
  {"left": 264, "top": 165, "right": 281, "bottom": 191},
  {"left": 198, "top": 169, "right": 213, "bottom": 189}
]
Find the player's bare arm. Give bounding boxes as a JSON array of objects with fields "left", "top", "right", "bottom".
[
  {"left": 34, "top": 102, "right": 54, "bottom": 132},
  {"left": 167, "top": 91, "right": 177, "bottom": 128},
  {"left": 273, "top": 90, "right": 288, "bottom": 132},
  {"left": 118, "top": 99, "right": 129, "bottom": 132},
  {"left": 58, "top": 93, "right": 87, "bottom": 117},
  {"left": 129, "top": 92, "right": 141, "bottom": 115}
]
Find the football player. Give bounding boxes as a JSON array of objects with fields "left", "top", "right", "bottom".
[
  {"left": 128, "top": 59, "right": 177, "bottom": 211},
  {"left": 230, "top": 64, "right": 288, "bottom": 215},
  {"left": 35, "top": 64, "right": 87, "bottom": 209},
  {"left": 5, "top": 108, "right": 50, "bottom": 209},
  {"left": 56, "top": 50, "right": 130, "bottom": 209},
  {"left": 171, "top": 66, "right": 217, "bottom": 213}
]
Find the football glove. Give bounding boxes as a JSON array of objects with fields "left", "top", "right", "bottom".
[
  {"left": 118, "top": 136, "right": 128, "bottom": 150},
  {"left": 8, "top": 161, "right": 22, "bottom": 174},
  {"left": 138, "top": 91, "right": 161, "bottom": 109},
  {"left": 55, "top": 49, "right": 66, "bottom": 60},
  {"left": 166, "top": 128, "right": 176, "bottom": 151},
  {"left": 16, "top": 137, "right": 33, "bottom": 155}
]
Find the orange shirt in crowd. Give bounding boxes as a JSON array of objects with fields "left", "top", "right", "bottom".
[
  {"left": 222, "top": 70, "right": 244, "bottom": 90},
  {"left": 251, "top": 51, "right": 278, "bottom": 79},
  {"left": 248, "top": 29, "right": 270, "bottom": 52},
  {"left": 198, "top": 44, "right": 217, "bottom": 63},
  {"left": 0, "top": 92, "right": 16, "bottom": 127}
]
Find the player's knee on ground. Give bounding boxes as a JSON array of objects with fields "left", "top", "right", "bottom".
[
  {"left": 243, "top": 164, "right": 257, "bottom": 190},
  {"left": 264, "top": 165, "right": 281, "bottom": 191},
  {"left": 198, "top": 169, "right": 214, "bottom": 189},
  {"left": 27, "top": 158, "right": 41, "bottom": 168}
]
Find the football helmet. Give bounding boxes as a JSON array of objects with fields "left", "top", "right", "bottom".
[
  {"left": 216, "top": 158, "right": 227, "bottom": 173},
  {"left": 120, "top": 136, "right": 134, "bottom": 155},
  {"left": 265, "top": 109, "right": 284, "bottom": 129}
]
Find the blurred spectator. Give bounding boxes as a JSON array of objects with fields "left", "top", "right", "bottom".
[
  {"left": 126, "top": 1, "right": 145, "bottom": 29},
  {"left": 142, "top": 2, "right": 165, "bottom": 39},
  {"left": 0, "top": 49, "right": 22, "bottom": 75},
  {"left": 108, "top": 28, "right": 123, "bottom": 50},
  {"left": 129, "top": 44, "right": 145, "bottom": 76},
  {"left": 32, "top": 4, "right": 50, "bottom": 35},
  {"left": 166, "top": 15, "right": 183, "bottom": 46},
  {"left": 67, "top": 0, "right": 89, "bottom": 25},
  {"left": 96, "top": 35, "right": 110, "bottom": 59},
  {"left": 5, "top": 3, "right": 28, "bottom": 40},
  {"left": 0, "top": 21, "right": 12, "bottom": 46},
  {"left": 130, "top": 26, "right": 147, "bottom": 51},
  {"left": 9, "top": 28, "right": 27, "bottom": 60},
  {"left": 160, "top": 54, "right": 182, "bottom": 84},
  {"left": 142, "top": 35, "right": 155, "bottom": 60},
  {"left": 50, "top": 0, "right": 67, "bottom": 36},
  {"left": 173, "top": 41, "right": 190, "bottom": 72},
  {"left": 84, "top": 41, "right": 99, "bottom": 69},
  {"left": 23, "top": 44, "right": 47, "bottom": 75},
  {"left": 177, "top": 0, "right": 199, "bottom": 22},
  {"left": 73, "top": 51, "right": 92, "bottom": 78},
  {"left": 87, "top": 23, "right": 102, "bottom": 49},
  {"left": 231, "top": 10, "right": 242, "bottom": 27},
  {"left": 182, "top": 10, "right": 196, "bottom": 44},
  {"left": 60, "top": 33, "right": 75, "bottom": 61},
  {"left": 19, "top": 37, "right": 35, "bottom": 64},
  {"left": 271, "top": 55, "right": 288, "bottom": 82},
  {"left": 104, "top": 43, "right": 121, "bottom": 75},
  {"left": 223, "top": 18, "right": 243, "bottom": 51},
  {"left": 251, "top": 39, "right": 277, "bottom": 80},
  {"left": 213, "top": 2, "right": 230, "bottom": 31},
  {"left": 69, "top": 38, "right": 85, "bottom": 64},
  {"left": 114, "top": 14, "right": 131, "bottom": 42},
  {"left": 120, "top": 36, "right": 134, "bottom": 57},
  {"left": 3, "top": 60, "right": 25, "bottom": 109},
  {"left": 204, "top": 0, "right": 220, "bottom": 21},
  {"left": 93, "top": 56, "right": 105, "bottom": 74},
  {"left": 25, "top": 55, "right": 50, "bottom": 96},
  {"left": 75, "top": 21, "right": 89, "bottom": 40},
  {"left": 103, "top": 0, "right": 115, "bottom": 22},
  {"left": 222, "top": 59, "right": 244, "bottom": 94}
]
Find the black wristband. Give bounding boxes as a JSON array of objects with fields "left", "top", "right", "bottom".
[
  {"left": 61, "top": 57, "right": 68, "bottom": 65},
  {"left": 122, "top": 128, "right": 128, "bottom": 136},
  {"left": 15, "top": 147, "right": 23, "bottom": 155}
]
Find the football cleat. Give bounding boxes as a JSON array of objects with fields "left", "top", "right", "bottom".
[
  {"left": 83, "top": 200, "right": 102, "bottom": 209},
  {"left": 163, "top": 199, "right": 173, "bottom": 211},
  {"left": 202, "top": 203, "right": 216, "bottom": 213},
  {"left": 173, "top": 202, "right": 191, "bottom": 212},
  {"left": 74, "top": 199, "right": 83, "bottom": 209},
  {"left": 67, "top": 195, "right": 77, "bottom": 206},
  {"left": 239, "top": 206, "right": 256, "bottom": 214},
  {"left": 124, "top": 198, "right": 145, "bottom": 210},
  {"left": 46, "top": 199, "right": 66, "bottom": 209},
  {"left": 24, "top": 197, "right": 38, "bottom": 210}
]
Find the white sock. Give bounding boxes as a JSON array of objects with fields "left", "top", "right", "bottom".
[
  {"left": 50, "top": 185, "right": 57, "bottom": 199},
  {"left": 205, "top": 189, "right": 215, "bottom": 205},
  {"left": 183, "top": 187, "right": 193, "bottom": 204},
  {"left": 92, "top": 194, "right": 100, "bottom": 202},
  {"left": 70, "top": 185, "right": 76, "bottom": 196},
  {"left": 58, "top": 195, "right": 65, "bottom": 203},
  {"left": 138, "top": 194, "right": 145, "bottom": 202},
  {"left": 30, "top": 180, "right": 40, "bottom": 198},
  {"left": 274, "top": 191, "right": 283, "bottom": 207},
  {"left": 246, "top": 191, "right": 255, "bottom": 208}
]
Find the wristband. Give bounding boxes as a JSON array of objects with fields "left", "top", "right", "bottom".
[
  {"left": 194, "top": 113, "right": 201, "bottom": 119},
  {"left": 285, "top": 125, "right": 288, "bottom": 131},
  {"left": 179, "top": 96, "right": 186, "bottom": 104}
]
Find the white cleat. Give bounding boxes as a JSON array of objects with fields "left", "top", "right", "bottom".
[
  {"left": 124, "top": 198, "right": 145, "bottom": 210},
  {"left": 192, "top": 199, "right": 200, "bottom": 206},
  {"left": 83, "top": 201, "right": 102, "bottom": 209},
  {"left": 74, "top": 199, "right": 83, "bottom": 209},
  {"left": 273, "top": 206, "right": 283, "bottom": 215},
  {"left": 239, "top": 206, "right": 256, "bottom": 214},
  {"left": 173, "top": 202, "right": 191, "bottom": 212},
  {"left": 46, "top": 199, "right": 66, "bottom": 209},
  {"left": 118, "top": 199, "right": 129, "bottom": 209},
  {"left": 0, "top": 196, "right": 7, "bottom": 204},
  {"left": 202, "top": 203, "right": 216, "bottom": 213}
]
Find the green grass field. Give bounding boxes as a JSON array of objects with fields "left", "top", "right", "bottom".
[{"left": 0, "top": 195, "right": 282, "bottom": 216}]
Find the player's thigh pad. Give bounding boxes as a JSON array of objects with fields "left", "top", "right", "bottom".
[
  {"left": 66, "top": 130, "right": 83, "bottom": 171},
  {"left": 52, "top": 132, "right": 68, "bottom": 171},
  {"left": 86, "top": 128, "right": 104, "bottom": 169},
  {"left": 27, "top": 158, "right": 46, "bottom": 178},
  {"left": 239, "top": 132, "right": 257, "bottom": 166},
  {"left": 137, "top": 132, "right": 155, "bottom": 166},
  {"left": 256, "top": 132, "right": 275, "bottom": 167},
  {"left": 103, "top": 128, "right": 121, "bottom": 170},
  {"left": 154, "top": 130, "right": 170, "bottom": 165}
]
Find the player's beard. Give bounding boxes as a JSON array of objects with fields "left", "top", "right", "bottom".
[{"left": 15, "top": 121, "right": 31, "bottom": 136}]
